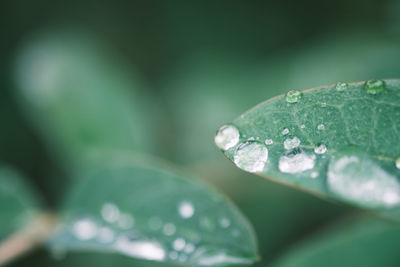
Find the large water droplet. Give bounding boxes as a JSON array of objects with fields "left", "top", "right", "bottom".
[
  {"left": 314, "top": 144, "right": 327, "bottom": 154},
  {"left": 284, "top": 136, "right": 301, "bottom": 150},
  {"left": 365, "top": 79, "right": 385, "bottom": 95},
  {"left": 285, "top": 90, "right": 303, "bottom": 103},
  {"left": 233, "top": 142, "right": 268, "bottom": 173},
  {"left": 335, "top": 82, "right": 348, "bottom": 91},
  {"left": 178, "top": 201, "right": 195, "bottom": 219},
  {"left": 279, "top": 149, "right": 315, "bottom": 174},
  {"left": 327, "top": 151, "right": 400, "bottom": 209},
  {"left": 215, "top": 125, "right": 240, "bottom": 150},
  {"left": 114, "top": 236, "right": 166, "bottom": 261}
]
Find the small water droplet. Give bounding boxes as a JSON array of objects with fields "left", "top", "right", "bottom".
[
  {"left": 72, "top": 218, "right": 98, "bottom": 240},
  {"left": 118, "top": 213, "right": 134, "bottom": 229},
  {"left": 265, "top": 139, "right": 273, "bottom": 145},
  {"left": 282, "top": 128, "right": 290, "bottom": 135},
  {"left": 314, "top": 144, "right": 327, "bottom": 154},
  {"left": 233, "top": 142, "right": 269, "bottom": 173},
  {"left": 101, "top": 203, "right": 120, "bottom": 223},
  {"left": 284, "top": 136, "right": 301, "bottom": 150},
  {"left": 169, "top": 251, "right": 179, "bottom": 260},
  {"left": 396, "top": 157, "right": 400, "bottom": 169},
  {"left": 279, "top": 149, "right": 315, "bottom": 174},
  {"left": 173, "top": 238, "right": 186, "bottom": 251},
  {"left": 317, "top": 124, "right": 325, "bottom": 131},
  {"left": 219, "top": 217, "right": 231, "bottom": 228},
  {"left": 178, "top": 201, "right": 195, "bottom": 219},
  {"left": 336, "top": 82, "right": 348, "bottom": 91},
  {"left": 365, "top": 79, "right": 385, "bottom": 95},
  {"left": 97, "top": 227, "right": 115, "bottom": 243},
  {"left": 184, "top": 243, "right": 195, "bottom": 254},
  {"left": 310, "top": 171, "right": 319, "bottom": 178},
  {"left": 285, "top": 90, "right": 303, "bottom": 103},
  {"left": 163, "top": 223, "right": 176, "bottom": 236},
  {"left": 300, "top": 124, "right": 306, "bottom": 129},
  {"left": 215, "top": 125, "right": 240, "bottom": 150},
  {"left": 327, "top": 152, "right": 400, "bottom": 208}
]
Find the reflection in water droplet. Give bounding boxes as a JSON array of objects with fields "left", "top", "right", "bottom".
[
  {"left": 114, "top": 236, "right": 166, "bottom": 261},
  {"left": 97, "top": 227, "right": 115, "bottom": 243},
  {"left": 215, "top": 125, "right": 240, "bottom": 150},
  {"left": 285, "top": 90, "right": 303, "bottom": 103},
  {"left": 279, "top": 149, "right": 315, "bottom": 174},
  {"left": 282, "top": 128, "right": 289, "bottom": 135},
  {"left": 317, "top": 124, "right": 325, "bottom": 131},
  {"left": 101, "top": 203, "right": 120, "bottom": 223},
  {"left": 310, "top": 172, "right": 319, "bottom": 179},
  {"left": 314, "top": 144, "right": 327, "bottom": 154},
  {"left": 72, "top": 218, "right": 98, "bottom": 240},
  {"left": 284, "top": 136, "right": 301, "bottom": 150},
  {"left": 265, "top": 139, "right": 273, "bottom": 145},
  {"left": 336, "top": 82, "right": 348, "bottom": 91},
  {"left": 118, "top": 213, "right": 134, "bottom": 229},
  {"left": 365, "top": 79, "right": 385, "bottom": 95},
  {"left": 178, "top": 201, "right": 195, "bottom": 219},
  {"left": 233, "top": 142, "right": 268, "bottom": 173},
  {"left": 396, "top": 157, "right": 400, "bottom": 169},
  {"left": 173, "top": 238, "right": 186, "bottom": 251},
  {"left": 163, "top": 223, "right": 176, "bottom": 236},
  {"left": 327, "top": 153, "right": 400, "bottom": 208},
  {"left": 219, "top": 217, "right": 231, "bottom": 228}
]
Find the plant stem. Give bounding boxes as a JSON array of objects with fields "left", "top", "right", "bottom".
[{"left": 0, "top": 213, "right": 57, "bottom": 266}]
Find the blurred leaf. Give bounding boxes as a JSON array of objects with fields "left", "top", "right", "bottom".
[
  {"left": 14, "top": 29, "right": 159, "bottom": 173},
  {"left": 0, "top": 166, "right": 42, "bottom": 240},
  {"left": 49, "top": 155, "right": 258, "bottom": 266},
  {"left": 272, "top": 216, "right": 400, "bottom": 267},
  {"left": 217, "top": 79, "right": 400, "bottom": 217}
]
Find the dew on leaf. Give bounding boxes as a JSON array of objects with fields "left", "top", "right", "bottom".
[
  {"left": 314, "top": 144, "right": 327, "bottom": 154},
  {"left": 97, "top": 227, "right": 115, "bottom": 243},
  {"left": 284, "top": 136, "right": 301, "bottom": 150},
  {"left": 214, "top": 125, "right": 240, "bottom": 150},
  {"left": 178, "top": 201, "right": 195, "bottom": 219},
  {"left": 335, "top": 81, "right": 348, "bottom": 91},
  {"left": 233, "top": 142, "right": 269, "bottom": 173},
  {"left": 101, "top": 203, "right": 120, "bottom": 223},
  {"left": 173, "top": 238, "right": 186, "bottom": 251},
  {"left": 282, "top": 128, "right": 289, "bottom": 135},
  {"left": 163, "top": 223, "right": 176, "bottom": 236},
  {"left": 72, "top": 218, "right": 98, "bottom": 240},
  {"left": 365, "top": 79, "right": 385, "bottom": 95},
  {"left": 117, "top": 213, "right": 134, "bottom": 229},
  {"left": 285, "top": 90, "right": 303, "bottom": 103},
  {"left": 184, "top": 243, "right": 195, "bottom": 254},
  {"left": 219, "top": 217, "right": 231, "bottom": 228},
  {"left": 265, "top": 139, "right": 273, "bottom": 145},
  {"left": 327, "top": 152, "right": 400, "bottom": 209},
  {"left": 310, "top": 172, "right": 319, "bottom": 179},
  {"left": 300, "top": 124, "right": 306, "bottom": 129},
  {"left": 278, "top": 149, "right": 315, "bottom": 174},
  {"left": 317, "top": 124, "right": 325, "bottom": 131}
]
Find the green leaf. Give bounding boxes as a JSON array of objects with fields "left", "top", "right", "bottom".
[
  {"left": 0, "top": 166, "right": 42, "bottom": 240},
  {"left": 14, "top": 29, "right": 159, "bottom": 173},
  {"left": 272, "top": 216, "right": 400, "bottom": 267},
  {"left": 49, "top": 156, "right": 258, "bottom": 266},
  {"left": 216, "top": 79, "right": 400, "bottom": 217}
]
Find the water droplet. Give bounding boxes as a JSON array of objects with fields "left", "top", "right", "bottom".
[
  {"left": 282, "top": 128, "right": 289, "bottom": 135},
  {"left": 265, "top": 139, "right": 273, "bottom": 145},
  {"left": 365, "top": 79, "right": 385, "bottom": 95},
  {"left": 317, "top": 124, "right": 325, "bottom": 131},
  {"left": 163, "top": 223, "right": 176, "bottom": 236},
  {"left": 101, "top": 203, "right": 120, "bottom": 223},
  {"left": 178, "top": 201, "right": 195, "bottom": 219},
  {"left": 285, "top": 90, "right": 303, "bottom": 103},
  {"left": 219, "top": 217, "right": 231, "bottom": 228},
  {"left": 233, "top": 142, "right": 269, "bottom": 173},
  {"left": 327, "top": 152, "right": 400, "bottom": 208},
  {"left": 114, "top": 236, "right": 166, "bottom": 261},
  {"left": 396, "top": 157, "right": 400, "bottom": 169},
  {"left": 300, "top": 124, "right": 306, "bottom": 129},
  {"left": 169, "top": 251, "right": 178, "bottom": 260},
  {"left": 97, "top": 227, "right": 115, "bottom": 243},
  {"left": 184, "top": 243, "right": 195, "bottom": 254},
  {"left": 310, "top": 172, "right": 319, "bottom": 178},
  {"left": 336, "top": 82, "right": 348, "bottom": 91},
  {"left": 284, "top": 136, "right": 301, "bottom": 150},
  {"left": 314, "top": 144, "right": 327, "bottom": 154},
  {"left": 279, "top": 149, "right": 315, "bottom": 174},
  {"left": 173, "top": 238, "right": 186, "bottom": 251},
  {"left": 321, "top": 102, "right": 327, "bottom": 107},
  {"left": 117, "top": 213, "right": 134, "bottom": 229},
  {"left": 215, "top": 125, "right": 240, "bottom": 150},
  {"left": 72, "top": 218, "right": 98, "bottom": 240}
]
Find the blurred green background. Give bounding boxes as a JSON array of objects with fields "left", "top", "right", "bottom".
[{"left": 1, "top": 0, "right": 400, "bottom": 266}]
